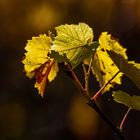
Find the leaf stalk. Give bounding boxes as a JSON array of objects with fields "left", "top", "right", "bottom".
[
  {"left": 120, "top": 107, "right": 131, "bottom": 130},
  {"left": 92, "top": 71, "right": 120, "bottom": 100}
]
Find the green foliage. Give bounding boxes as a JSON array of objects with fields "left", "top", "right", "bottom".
[
  {"left": 48, "top": 50, "right": 69, "bottom": 63},
  {"left": 113, "top": 91, "right": 140, "bottom": 111},
  {"left": 22, "top": 23, "right": 140, "bottom": 108},
  {"left": 52, "top": 23, "right": 96, "bottom": 69},
  {"left": 22, "top": 22, "right": 140, "bottom": 140}
]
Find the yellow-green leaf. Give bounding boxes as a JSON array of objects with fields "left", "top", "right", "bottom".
[
  {"left": 85, "top": 32, "right": 128, "bottom": 93},
  {"left": 107, "top": 50, "right": 140, "bottom": 90},
  {"left": 113, "top": 91, "right": 140, "bottom": 111},
  {"left": 22, "top": 34, "right": 58, "bottom": 97},
  {"left": 51, "top": 23, "right": 95, "bottom": 69}
]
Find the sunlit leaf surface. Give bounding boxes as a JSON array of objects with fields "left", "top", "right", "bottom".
[
  {"left": 85, "top": 32, "right": 128, "bottom": 93},
  {"left": 22, "top": 34, "right": 58, "bottom": 96},
  {"left": 52, "top": 23, "right": 96, "bottom": 68}
]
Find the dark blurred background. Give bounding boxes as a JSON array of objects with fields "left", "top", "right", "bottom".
[{"left": 0, "top": 0, "right": 140, "bottom": 140}]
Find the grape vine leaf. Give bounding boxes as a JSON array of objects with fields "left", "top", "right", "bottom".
[
  {"left": 84, "top": 32, "right": 128, "bottom": 93},
  {"left": 107, "top": 50, "right": 140, "bottom": 90},
  {"left": 22, "top": 34, "right": 59, "bottom": 97},
  {"left": 113, "top": 91, "right": 140, "bottom": 111},
  {"left": 51, "top": 23, "right": 97, "bottom": 69}
]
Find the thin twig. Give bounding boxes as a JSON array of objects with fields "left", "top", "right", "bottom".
[
  {"left": 84, "top": 55, "right": 94, "bottom": 95},
  {"left": 82, "top": 63, "right": 89, "bottom": 95},
  {"left": 66, "top": 64, "right": 125, "bottom": 140},
  {"left": 120, "top": 107, "right": 131, "bottom": 130},
  {"left": 66, "top": 64, "right": 85, "bottom": 91},
  {"left": 92, "top": 71, "right": 120, "bottom": 101},
  {"left": 87, "top": 55, "right": 94, "bottom": 74},
  {"left": 82, "top": 63, "right": 87, "bottom": 75}
]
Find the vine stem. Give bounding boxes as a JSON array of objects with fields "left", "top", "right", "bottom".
[
  {"left": 87, "top": 98, "right": 126, "bottom": 140},
  {"left": 120, "top": 107, "right": 131, "bottom": 130},
  {"left": 92, "top": 71, "right": 120, "bottom": 101},
  {"left": 66, "top": 64, "right": 85, "bottom": 91},
  {"left": 66, "top": 64, "right": 126, "bottom": 140},
  {"left": 83, "top": 55, "right": 94, "bottom": 95}
]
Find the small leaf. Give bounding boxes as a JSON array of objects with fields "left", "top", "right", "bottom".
[
  {"left": 113, "top": 91, "right": 140, "bottom": 111},
  {"left": 52, "top": 23, "right": 96, "bottom": 68},
  {"left": 107, "top": 50, "right": 140, "bottom": 90},
  {"left": 48, "top": 50, "right": 69, "bottom": 63},
  {"left": 87, "top": 41, "right": 99, "bottom": 52},
  {"left": 85, "top": 32, "right": 128, "bottom": 93},
  {"left": 22, "top": 34, "right": 58, "bottom": 97}
]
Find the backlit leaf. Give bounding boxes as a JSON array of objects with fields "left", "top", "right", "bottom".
[
  {"left": 22, "top": 34, "right": 58, "bottom": 97},
  {"left": 85, "top": 32, "right": 128, "bottom": 93},
  {"left": 113, "top": 91, "right": 140, "bottom": 111},
  {"left": 107, "top": 50, "right": 140, "bottom": 90},
  {"left": 51, "top": 23, "right": 96, "bottom": 69}
]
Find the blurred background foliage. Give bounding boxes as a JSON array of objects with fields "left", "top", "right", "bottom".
[{"left": 0, "top": 0, "right": 140, "bottom": 139}]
